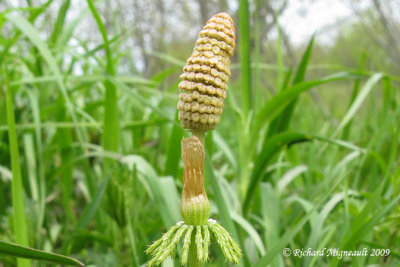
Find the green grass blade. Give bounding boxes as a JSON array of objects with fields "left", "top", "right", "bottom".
[
  {"left": 244, "top": 131, "right": 370, "bottom": 214},
  {"left": 253, "top": 72, "right": 359, "bottom": 139},
  {"left": 330, "top": 195, "right": 400, "bottom": 267},
  {"left": 348, "top": 176, "right": 391, "bottom": 239},
  {"left": 126, "top": 213, "right": 140, "bottom": 266},
  {"left": 276, "top": 20, "right": 284, "bottom": 92},
  {"left": 204, "top": 153, "right": 243, "bottom": 266},
  {"left": 55, "top": 94, "right": 75, "bottom": 222},
  {"left": 5, "top": 66, "right": 31, "bottom": 267},
  {"left": 213, "top": 131, "right": 238, "bottom": 172},
  {"left": 22, "top": 134, "right": 39, "bottom": 202},
  {"left": 277, "top": 165, "right": 308, "bottom": 193},
  {"left": 0, "top": 240, "right": 84, "bottom": 266},
  {"left": 270, "top": 34, "right": 315, "bottom": 135},
  {"left": 239, "top": 0, "right": 252, "bottom": 114},
  {"left": 243, "top": 132, "right": 311, "bottom": 214},
  {"left": 342, "top": 52, "right": 367, "bottom": 140},
  {"left": 312, "top": 135, "right": 367, "bottom": 153},
  {"left": 56, "top": 7, "right": 89, "bottom": 52},
  {"left": 0, "top": 1, "right": 52, "bottom": 63},
  {"left": 231, "top": 212, "right": 265, "bottom": 255},
  {"left": 121, "top": 155, "right": 176, "bottom": 227},
  {"left": 282, "top": 67, "right": 293, "bottom": 90},
  {"left": 253, "top": 171, "right": 348, "bottom": 267},
  {"left": 292, "top": 34, "right": 315, "bottom": 84},
  {"left": 86, "top": 0, "right": 115, "bottom": 77},
  {"left": 253, "top": 0, "right": 262, "bottom": 110},
  {"left": 24, "top": 89, "right": 46, "bottom": 237},
  {"left": 109, "top": 78, "right": 176, "bottom": 125},
  {"left": 76, "top": 175, "right": 111, "bottom": 230},
  {"left": 86, "top": 0, "right": 119, "bottom": 155},
  {"left": 49, "top": 0, "right": 70, "bottom": 46},
  {"left": 333, "top": 73, "right": 384, "bottom": 136},
  {"left": 304, "top": 192, "right": 356, "bottom": 266},
  {"left": 260, "top": 183, "right": 284, "bottom": 267},
  {"left": 5, "top": 13, "right": 85, "bottom": 144},
  {"left": 164, "top": 111, "right": 184, "bottom": 177},
  {"left": 148, "top": 50, "right": 185, "bottom": 67},
  {"left": 158, "top": 177, "right": 181, "bottom": 221}
]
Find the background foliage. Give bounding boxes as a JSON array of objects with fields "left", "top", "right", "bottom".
[{"left": 1, "top": 0, "right": 399, "bottom": 266}]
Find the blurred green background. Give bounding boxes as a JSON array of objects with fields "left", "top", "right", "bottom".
[{"left": 1, "top": 0, "right": 399, "bottom": 266}]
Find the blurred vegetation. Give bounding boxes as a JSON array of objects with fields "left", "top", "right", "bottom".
[{"left": 0, "top": 0, "right": 400, "bottom": 266}]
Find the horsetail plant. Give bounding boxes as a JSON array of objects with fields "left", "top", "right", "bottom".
[{"left": 146, "top": 12, "right": 241, "bottom": 266}]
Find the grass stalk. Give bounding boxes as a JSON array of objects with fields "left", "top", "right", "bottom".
[
  {"left": 87, "top": 0, "right": 119, "bottom": 158},
  {"left": 5, "top": 66, "right": 32, "bottom": 267},
  {"left": 239, "top": 0, "right": 252, "bottom": 114},
  {"left": 342, "top": 52, "right": 367, "bottom": 140},
  {"left": 0, "top": 240, "right": 84, "bottom": 267},
  {"left": 127, "top": 212, "right": 140, "bottom": 266}
]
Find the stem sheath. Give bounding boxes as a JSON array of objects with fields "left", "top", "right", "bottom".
[{"left": 191, "top": 130, "right": 205, "bottom": 145}]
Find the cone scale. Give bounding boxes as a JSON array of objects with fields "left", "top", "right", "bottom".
[{"left": 177, "top": 12, "right": 235, "bottom": 131}]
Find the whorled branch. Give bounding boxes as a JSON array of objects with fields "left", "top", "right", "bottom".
[{"left": 145, "top": 220, "right": 241, "bottom": 266}]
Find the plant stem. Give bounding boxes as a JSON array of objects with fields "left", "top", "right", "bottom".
[
  {"left": 87, "top": 0, "right": 119, "bottom": 172},
  {"left": 5, "top": 66, "right": 31, "bottom": 267},
  {"left": 191, "top": 130, "right": 205, "bottom": 145},
  {"left": 189, "top": 233, "right": 203, "bottom": 267},
  {"left": 239, "top": 0, "right": 252, "bottom": 115}
]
